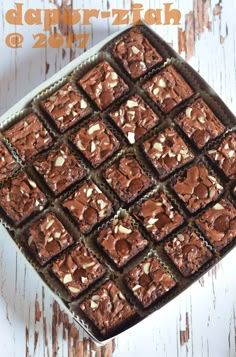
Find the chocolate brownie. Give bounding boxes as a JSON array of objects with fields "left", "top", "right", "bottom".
[
  {"left": 52, "top": 244, "right": 105, "bottom": 298},
  {"left": 196, "top": 199, "right": 236, "bottom": 251},
  {"left": 173, "top": 163, "right": 224, "bottom": 213},
  {"left": 143, "top": 65, "right": 194, "bottom": 113},
  {"left": 0, "top": 171, "right": 47, "bottom": 225},
  {"left": 112, "top": 28, "right": 163, "bottom": 79},
  {"left": 97, "top": 214, "right": 148, "bottom": 268},
  {"left": 63, "top": 180, "right": 113, "bottom": 234},
  {"left": 74, "top": 118, "right": 120, "bottom": 168},
  {"left": 109, "top": 94, "right": 159, "bottom": 144},
  {"left": 175, "top": 98, "right": 225, "bottom": 149},
  {"left": 164, "top": 228, "right": 213, "bottom": 277},
  {"left": 34, "top": 144, "right": 86, "bottom": 195},
  {"left": 3, "top": 113, "right": 52, "bottom": 162},
  {"left": 125, "top": 256, "right": 176, "bottom": 308},
  {"left": 27, "top": 212, "right": 74, "bottom": 265},
  {"left": 0, "top": 141, "right": 20, "bottom": 182},
  {"left": 143, "top": 127, "right": 194, "bottom": 178},
  {"left": 78, "top": 61, "right": 129, "bottom": 110},
  {"left": 132, "top": 192, "right": 184, "bottom": 241},
  {"left": 104, "top": 156, "right": 151, "bottom": 203},
  {"left": 80, "top": 280, "right": 135, "bottom": 336},
  {"left": 207, "top": 132, "right": 236, "bottom": 179},
  {"left": 40, "top": 82, "right": 92, "bottom": 132}
]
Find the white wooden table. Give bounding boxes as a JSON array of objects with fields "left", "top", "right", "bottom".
[{"left": 0, "top": 1, "right": 236, "bottom": 356}]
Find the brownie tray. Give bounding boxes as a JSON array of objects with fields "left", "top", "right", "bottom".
[{"left": 0, "top": 22, "right": 236, "bottom": 345}]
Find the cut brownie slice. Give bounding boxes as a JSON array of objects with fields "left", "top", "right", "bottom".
[
  {"left": 80, "top": 280, "right": 135, "bottom": 336},
  {"left": 143, "top": 65, "right": 194, "bottom": 113},
  {"left": 112, "top": 28, "right": 163, "bottom": 79},
  {"left": 63, "top": 180, "right": 113, "bottom": 234},
  {"left": 109, "top": 94, "right": 159, "bottom": 144},
  {"left": 34, "top": 143, "right": 86, "bottom": 195},
  {"left": 52, "top": 243, "right": 105, "bottom": 298},
  {"left": 74, "top": 118, "right": 120, "bottom": 168},
  {"left": 207, "top": 132, "right": 236, "bottom": 179},
  {"left": 125, "top": 256, "right": 176, "bottom": 308},
  {"left": 78, "top": 61, "right": 129, "bottom": 110},
  {"left": 0, "top": 171, "right": 47, "bottom": 226},
  {"left": 27, "top": 212, "right": 74, "bottom": 266},
  {"left": 97, "top": 214, "right": 148, "bottom": 268},
  {"left": 3, "top": 113, "right": 52, "bottom": 162},
  {"left": 175, "top": 98, "right": 225, "bottom": 149},
  {"left": 164, "top": 228, "right": 213, "bottom": 277},
  {"left": 196, "top": 199, "right": 236, "bottom": 251},
  {"left": 173, "top": 163, "right": 224, "bottom": 213},
  {"left": 40, "top": 82, "right": 92, "bottom": 132},
  {"left": 104, "top": 156, "right": 151, "bottom": 203},
  {"left": 132, "top": 192, "right": 184, "bottom": 241},
  {"left": 143, "top": 127, "right": 194, "bottom": 179},
  {"left": 0, "top": 141, "right": 20, "bottom": 182}
]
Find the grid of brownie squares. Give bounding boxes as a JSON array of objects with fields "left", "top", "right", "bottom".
[{"left": 1, "top": 25, "right": 236, "bottom": 341}]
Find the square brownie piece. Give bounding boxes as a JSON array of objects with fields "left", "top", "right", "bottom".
[
  {"left": 79, "top": 280, "right": 135, "bottom": 336},
  {"left": 78, "top": 61, "right": 129, "bottom": 110},
  {"left": 175, "top": 98, "right": 225, "bottom": 149},
  {"left": 207, "top": 132, "right": 236, "bottom": 179},
  {"left": 143, "top": 127, "right": 194, "bottom": 179},
  {"left": 125, "top": 256, "right": 176, "bottom": 308},
  {"left": 0, "top": 171, "right": 47, "bottom": 225},
  {"left": 33, "top": 143, "right": 86, "bottom": 196},
  {"left": 97, "top": 214, "right": 148, "bottom": 268},
  {"left": 132, "top": 192, "right": 184, "bottom": 241},
  {"left": 196, "top": 199, "right": 236, "bottom": 251},
  {"left": 109, "top": 94, "right": 159, "bottom": 144},
  {"left": 164, "top": 228, "right": 213, "bottom": 277},
  {"left": 40, "top": 82, "right": 92, "bottom": 132},
  {"left": 74, "top": 118, "right": 120, "bottom": 168},
  {"left": 27, "top": 212, "right": 74, "bottom": 266},
  {"left": 142, "top": 65, "right": 194, "bottom": 113},
  {"left": 0, "top": 141, "right": 20, "bottom": 182},
  {"left": 51, "top": 243, "right": 105, "bottom": 298},
  {"left": 3, "top": 113, "right": 52, "bottom": 162},
  {"left": 173, "top": 163, "right": 224, "bottom": 213},
  {"left": 112, "top": 28, "right": 163, "bottom": 79},
  {"left": 63, "top": 180, "right": 113, "bottom": 234},
  {"left": 104, "top": 156, "right": 151, "bottom": 203}
]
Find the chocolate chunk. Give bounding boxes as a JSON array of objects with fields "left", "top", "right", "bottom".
[
  {"left": 0, "top": 141, "right": 20, "bottom": 182},
  {"left": 0, "top": 171, "right": 47, "bottom": 225},
  {"left": 40, "top": 82, "right": 92, "bottom": 132},
  {"left": 3, "top": 113, "right": 52, "bottom": 162},
  {"left": 196, "top": 199, "right": 236, "bottom": 251},
  {"left": 34, "top": 144, "right": 86, "bottom": 195},
  {"left": 78, "top": 61, "right": 129, "bottom": 110},
  {"left": 52, "top": 243, "right": 105, "bottom": 298},
  {"left": 62, "top": 180, "right": 113, "bottom": 234},
  {"left": 79, "top": 280, "right": 135, "bottom": 336},
  {"left": 173, "top": 163, "right": 223, "bottom": 213},
  {"left": 125, "top": 256, "right": 176, "bottom": 308},
  {"left": 142, "top": 65, "right": 194, "bottom": 113},
  {"left": 143, "top": 127, "right": 194, "bottom": 178},
  {"left": 104, "top": 156, "right": 151, "bottom": 203},
  {"left": 27, "top": 212, "right": 74, "bottom": 265},
  {"left": 97, "top": 214, "right": 148, "bottom": 268},
  {"left": 112, "top": 28, "right": 163, "bottom": 79},
  {"left": 164, "top": 228, "right": 213, "bottom": 276},
  {"left": 132, "top": 192, "right": 184, "bottom": 241},
  {"left": 74, "top": 118, "right": 120, "bottom": 168},
  {"left": 207, "top": 132, "right": 236, "bottom": 179},
  {"left": 109, "top": 94, "right": 159, "bottom": 144},
  {"left": 175, "top": 98, "right": 225, "bottom": 149}
]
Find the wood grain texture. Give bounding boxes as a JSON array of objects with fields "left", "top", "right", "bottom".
[{"left": 0, "top": 1, "right": 236, "bottom": 356}]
